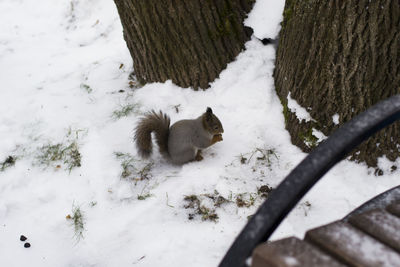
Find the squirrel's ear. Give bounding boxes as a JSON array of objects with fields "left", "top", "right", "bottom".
[{"left": 205, "top": 107, "right": 213, "bottom": 121}]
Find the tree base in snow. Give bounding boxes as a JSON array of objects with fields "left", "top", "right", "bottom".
[{"left": 274, "top": 0, "right": 400, "bottom": 168}]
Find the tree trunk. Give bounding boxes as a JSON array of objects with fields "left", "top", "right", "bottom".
[
  {"left": 114, "top": 0, "right": 254, "bottom": 90},
  {"left": 274, "top": 0, "right": 400, "bottom": 169}
]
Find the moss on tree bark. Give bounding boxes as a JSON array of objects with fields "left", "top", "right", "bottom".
[{"left": 275, "top": 0, "right": 400, "bottom": 168}]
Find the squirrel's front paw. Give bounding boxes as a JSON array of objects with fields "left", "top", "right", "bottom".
[{"left": 212, "top": 134, "right": 223, "bottom": 144}]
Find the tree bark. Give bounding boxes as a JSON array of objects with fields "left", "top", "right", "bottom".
[
  {"left": 114, "top": 0, "right": 254, "bottom": 90},
  {"left": 274, "top": 0, "right": 400, "bottom": 168}
]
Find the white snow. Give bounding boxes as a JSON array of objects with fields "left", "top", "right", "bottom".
[
  {"left": 332, "top": 113, "right": 340, "bottom": 125},
  {"left": 284, "top": 256, "right": 299, "bottom": 266},
  {"left": 1, "top": 0, "right": 400, "bottom": 267},
  {"left": 245, "top": 0, "right": 286, "bottom": 39},
  {"left": 287, "top": 92, "right": 314, "bottom": 122},
  {"left": 312, "top": 128, "right": 327, "bottom": 143}
]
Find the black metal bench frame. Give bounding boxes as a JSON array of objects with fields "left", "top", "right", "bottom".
[{"left": 219, "top": 95, "right": 400, "bottom": 267}]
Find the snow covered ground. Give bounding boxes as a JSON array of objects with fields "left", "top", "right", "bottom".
[{"left": 1, "top": 0, "right": 399, "bottom": 266}]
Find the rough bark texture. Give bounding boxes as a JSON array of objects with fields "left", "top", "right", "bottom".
[
  {"left": 114, "top": 0, "right": 254, "bottom": 90},
  {"left": 274, "top": 0, "right": 400, "bottom": 168}
]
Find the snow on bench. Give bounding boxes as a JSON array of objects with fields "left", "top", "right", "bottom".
[{"left": 252, "top": 199, "right": 400, "bottom": 267}]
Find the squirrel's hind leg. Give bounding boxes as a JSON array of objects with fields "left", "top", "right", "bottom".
[
  {"left": 195, "top": 150, "right": 203, "bottom": 161},
  {"left": 170, "top": 147, "right": 197, "bottom": 164}
]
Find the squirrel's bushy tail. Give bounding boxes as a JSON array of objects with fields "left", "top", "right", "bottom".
[{"left": 134, "top": 110, "right": 170, "bottom": 158}]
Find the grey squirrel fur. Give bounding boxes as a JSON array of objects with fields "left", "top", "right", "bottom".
[{"left": 134, "top": 107, "right": 224, "bottom": 165}]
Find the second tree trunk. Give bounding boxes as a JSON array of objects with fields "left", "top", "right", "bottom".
[{"left": 274, "top": 0, "right": 400, "bottom": 168}]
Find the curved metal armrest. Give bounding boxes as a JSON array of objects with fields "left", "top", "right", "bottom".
[{"left": 219, "top": 95, "right": 400, "bottom": 267}]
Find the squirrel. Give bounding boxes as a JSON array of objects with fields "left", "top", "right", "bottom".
[{"left": 134, "top": 107, "right": 224, "bottom": 164}]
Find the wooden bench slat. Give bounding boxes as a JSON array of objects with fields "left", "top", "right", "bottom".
[
  {"left": 387, "top": 202, "right": 400, "bottom": 217},
  {"left": 349, "top": 209, "right": 400, "bottom": 253},
  {"left": 251, "top": 237, "right": 345, "bottom": 267},
  {"left": 305, "top": 221, "right": 400, "bottom": 267}
]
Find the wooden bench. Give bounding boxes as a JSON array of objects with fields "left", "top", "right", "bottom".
[{"left": 252, "top": 187, "right": 400, "bottom": 267}]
